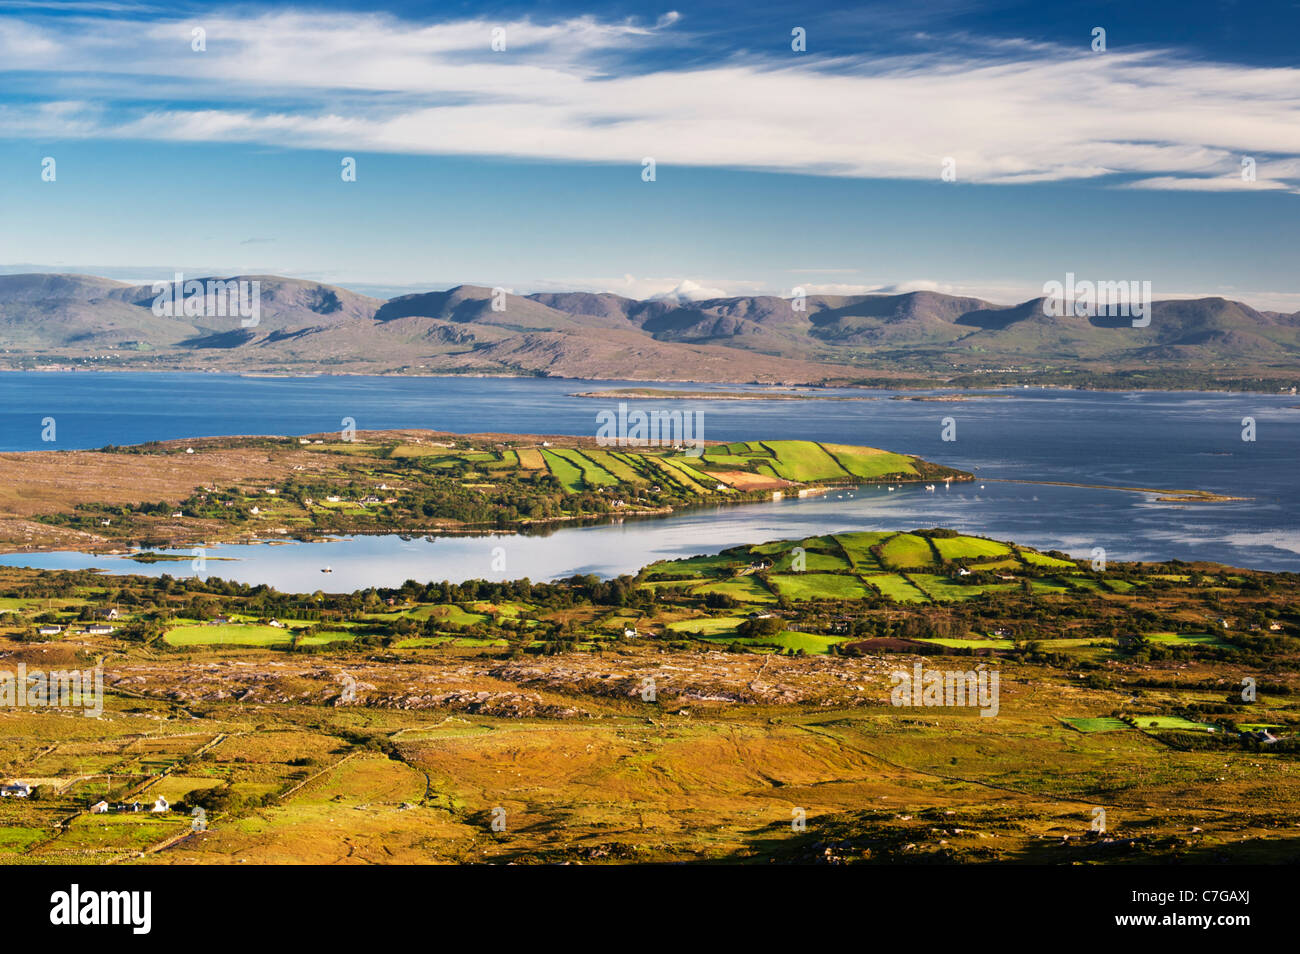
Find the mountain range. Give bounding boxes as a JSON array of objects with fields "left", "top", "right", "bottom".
[{"left": 2, "top": 272, "right": 1298, "bottom": 387}]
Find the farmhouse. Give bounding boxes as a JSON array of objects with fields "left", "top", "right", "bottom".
[
  {"left": 1, "top": 782, "right": 31, "bottom": 798},
  {"left": 90, "top": 800, "right": 109, "bottom": 813},
  {"left": 151, "top": 796, "right": 170, "bottom": 813},
  {"left": 37, "top": 625, "right": 61, "bottom": 636},
  {"left": 86, "top": 624, "right": 115, "bottom": 635},
  {"left": 1244, "top": 729, "right": 1280, "bottom": 744}
]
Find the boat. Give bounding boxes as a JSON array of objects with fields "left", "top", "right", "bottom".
[{"left": 321, "top": 566, "right": 333, "bottom": 573}]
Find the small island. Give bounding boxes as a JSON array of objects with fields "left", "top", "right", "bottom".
[{"left": 571, "top": 387, "right": 876, "bottom": 401}]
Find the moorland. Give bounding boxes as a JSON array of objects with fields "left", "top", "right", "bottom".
[{"left": 1, "top": 527, "right": 1297, "bottom": 864}]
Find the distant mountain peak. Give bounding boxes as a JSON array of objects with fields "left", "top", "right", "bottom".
[{"left": 0, "top": 272, "right": 1293, "bottom": 386}]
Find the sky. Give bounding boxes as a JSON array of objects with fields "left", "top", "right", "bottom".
[{"left": 1, "top": 0, "right": 1299, "bottom": 308}]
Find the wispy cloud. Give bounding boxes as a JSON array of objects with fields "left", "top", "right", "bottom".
[{"left": 2, "top": 10, "right": 1300, "bottom": 192}]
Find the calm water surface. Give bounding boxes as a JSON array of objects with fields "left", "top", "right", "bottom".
[{"left": 0, "top": 372, "right": 1295, "bottom": 583}]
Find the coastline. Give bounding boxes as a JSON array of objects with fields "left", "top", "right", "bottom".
[
  {"left": 3, "top": 366, "right": 1297, "bottom": 397},
  {"left": 0, "top": 471, "right": 1254, "bottom": 563}
]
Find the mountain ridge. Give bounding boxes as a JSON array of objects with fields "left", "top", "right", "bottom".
[{"left": 2, "top": 272, "right": 1297, "bottom": 388}]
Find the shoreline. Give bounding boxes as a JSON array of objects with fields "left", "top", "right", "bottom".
[
  {"left": 2, "top": 366, "right": 1296, "bottom": 397},
  {"left": 0, "top": 475, "right": 964, "bottom": 559},
  {"left": 983, "top": 477, "right": 1251, "bottom": 502},
  {"left": 0, "top": 472, "right": 1249, "bottom": 564}
]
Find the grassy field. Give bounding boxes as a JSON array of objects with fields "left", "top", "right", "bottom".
[
  {"left": 165, "top": 623, "right": 295, "bottom": 647},
  {"left": 768, "top": 573, "right": 875, "bottom": 601},
  {"left": 1, "top": 524, "right": 1295, "bottom": 866},
  {"left": 820, "top": 444, "right": 919, "bottom": 480},
  {"left": 934, "top": 536, "right": 1013, "bottom": 561},
  {"left": 540, "top": 449, "right": 585, "bottom": 492},
  {"left": 864, "top": 573, "right": 931, "bottom": 603},
  {"left": 1061, "top": 717, "right": 1131, "bottom": 733},
  {"left": 879, "top": 534, "right": 935, "bottom": 569}
]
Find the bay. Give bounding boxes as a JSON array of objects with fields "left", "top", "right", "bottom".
[{"left": 0, "top": 372, "right": 1294, "bottom": 582}]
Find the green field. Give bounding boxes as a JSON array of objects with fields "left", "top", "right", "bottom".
[
  {"left": 879, "top": 534, "right": 935, "bottom": 569},
  {"left": 864, "top": 573, "right": 931, "bottom": 603},
  {"left": 1020, "top": 549, "right": 1079, "bottom": 569},
  {"left": 164, "top": 623, "right": 294, "bottom": 647},
  {"left": 1061, "top": 717, "right": 1131, "bottom": 733},
  {"left": 768, "top": 573, "right": 875, "bottom": 601},
  {"left": 910, "top": 573, "right": 1017, "bottom": 602},
  {"left": 832, "top": 532, "right": 892, "bottom": 571},
  {"left": 690, "top": 577, "right": 776, "bottom": 604},
  {"left": 1146, "top": 631, "right": 1232, "bottom": 648},
  {"left": 755, "top": 440, "right": 848, "bottom": 482},
  {"left": 1134, "top": 716, "right": 1220, "bottom": 732},
  {"left": 551, "top": 448, "right": 619, "bottom": 487},
  {"left": 666, "top": 615, "right": 747, "bottom": 636},
  {"left": 773, "top": 549, "right": 852, "bottom": 572},
  {"left": 540, "top": 449, "right": 587, "bottom": 492},
  {"left": 819, "top": 444, "right": 918, "bottom": 480},
  {"left": 933, "top": 536, "right": 1012, "bottom": 561}
]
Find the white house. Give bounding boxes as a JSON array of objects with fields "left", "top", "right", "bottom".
[
  {"left": 623, "top": 627, "right": 638, "bottom": 638},
  {"left": 957, "top": 568, "right": 972, "bottom": 577},
  {"left": 90, "top": 800, "right": 109, "bottom": 813},
  {"left": 151, "top": 796, "right": 170, "bottom": 813},
  {"left": 268, "top": 618, "right": 286, "bottom": 629},
  {"left": 86, "top": 624, "right": 115, "bottom": 636},
  {"left": 2, "top": 782, "right": 31, "bottom": 798},
  {"left": 37, "top": 625, "right": 61, "bottom": 636}
]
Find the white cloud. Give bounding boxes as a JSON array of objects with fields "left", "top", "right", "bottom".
[
  {"left": 2, "top": 11, "right": 1300, "bottom": 190},
  {"left": 530, "top": 274, "right": 766, "bottom": 301},
  {"left": 648, "top": 279, "right": 733, "bottom": 302}
]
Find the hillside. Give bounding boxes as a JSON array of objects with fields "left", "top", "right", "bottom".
[
  {"left": 3, "top": 528, "right": 1299, "bottom": 865},
  {"left": 2, "top": 273, "right": 1298, "bottom": 388}
]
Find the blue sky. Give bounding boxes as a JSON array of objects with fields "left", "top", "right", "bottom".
[{"left": 2, "top": 1, "right": 1299, "bottom": 308}]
